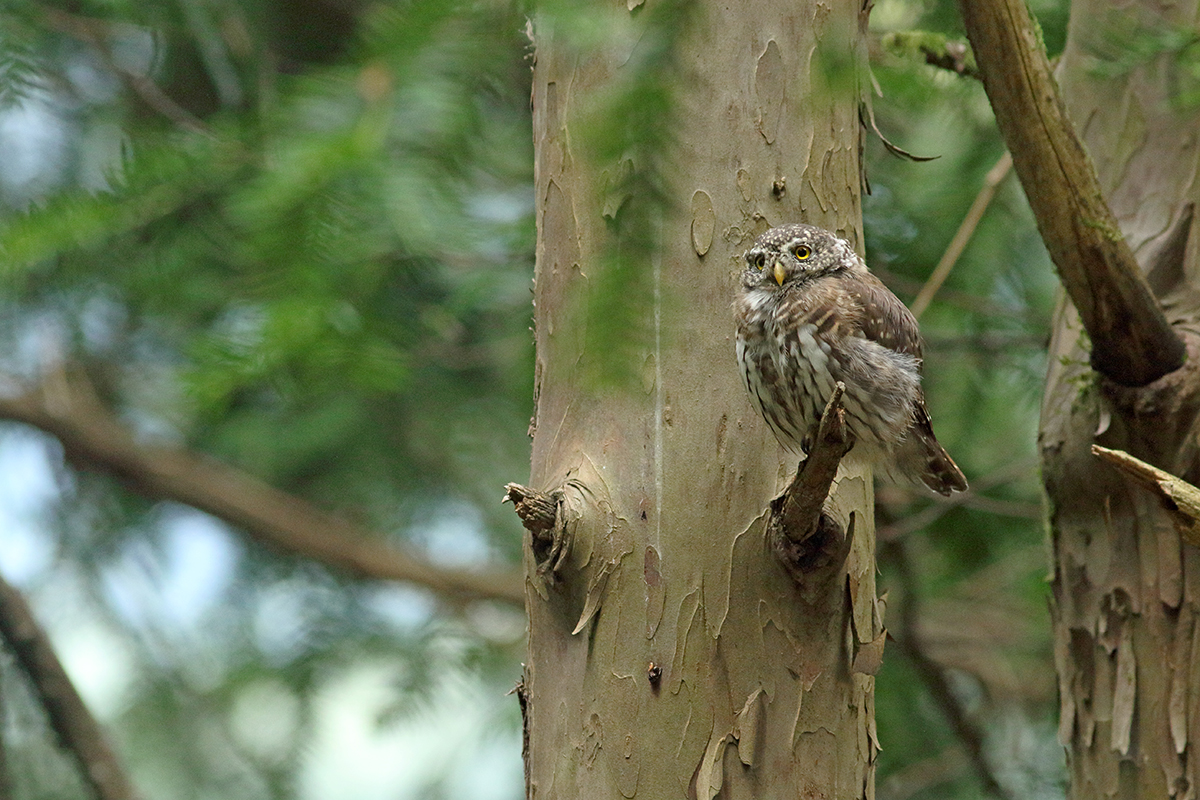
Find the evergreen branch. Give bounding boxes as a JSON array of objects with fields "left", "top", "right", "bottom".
[
  {"left": 0, "top": 368, "right": 525, "bottom": 606},
  {"left": 958, "top": 0, "right": 1186, "bottom": 386},
  {"left": 0, "top": 570, "right": 137, "bottom": 800}
]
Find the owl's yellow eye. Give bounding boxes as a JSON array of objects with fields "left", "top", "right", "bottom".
[{"left": 794, "top": 245, "right": 812, "bottom": 260}]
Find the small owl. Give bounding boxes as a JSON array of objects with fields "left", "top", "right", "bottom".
[{"left": 734, "top": 223, "right": 967, "bottom": 496}]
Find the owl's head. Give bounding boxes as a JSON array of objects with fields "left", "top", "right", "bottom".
[{"left": 741, "top": 223, "right": 860, "bottom": 290}]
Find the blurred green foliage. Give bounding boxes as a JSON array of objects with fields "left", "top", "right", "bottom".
[{"left": 0, "top": 0, "right": 1079, "bottom": 797}]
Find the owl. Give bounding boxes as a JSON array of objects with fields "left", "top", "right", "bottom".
[{"left": 734, "top": 223, "right": 967, "bottom": 496}]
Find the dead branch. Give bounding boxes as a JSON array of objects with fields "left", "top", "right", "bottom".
[
  {"left": 882, "top": 538, "right": 1012, "bottom": 800},
  {"left": 958, "top": 0, "right": 1186, "bottom": 387},
  {"left": 1092, "top": 444, "right": 1200, "bottom": 546},
  {"left": 770, "top": 383, "right": 855, "bottom": 579},
  {"left": 911, "top": 152, "right": 1012, "bottom": 319},
  {"left": 503, "top": 482, "right": 569, "bottom": 578},
  {"left": 503, "top": 483, "right": 557, "bottom": 535},
  {"left": 0, "top": 571, "right": 137, "bottom": 800},
  {"left": 0, "top": 369, "right": 524, "bottom": 606}
]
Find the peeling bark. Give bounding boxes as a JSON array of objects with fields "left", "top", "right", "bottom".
[
  {"left": 1037, "top": 0, "right": 1200, "bottom": 796},
  {"left": 521, "top": 1, "right": 879, "bottom": 797}
]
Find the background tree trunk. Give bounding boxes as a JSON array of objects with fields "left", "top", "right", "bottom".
[
  {"left": 521, "top": 0, "right": 881, "bottom": 797},
  {"left": 1043, "top": 0, "right": 1200, "bottom": 796}
]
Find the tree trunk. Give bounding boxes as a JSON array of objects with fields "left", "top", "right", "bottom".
[
  {"left": 518, "top": 1, "right": 881, "bottom": 798},
  {"left": 1043, "top": 1, "right": 1200, "bottom": 796}
]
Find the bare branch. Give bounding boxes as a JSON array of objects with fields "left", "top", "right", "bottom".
[
  {"left": 882, "top": 539, "right": 1013, "bottom": 800},
  {"left": 958, "top": 0, "right": 1186, "bottom": 386},
  {"left": 0, "top": 571, "right": 137, "bottom": 800},
  {"left": 877, "top": 31, "right": 980, "bottom": 80},
  {"left": 41, "top": 7, "right": 212, "bottom": 135},
  {"left": 0, "top": 370, "right": 524, "bottom": 606},
  {"left": 912, "top": 152, "right": 1012, "bottom": 320},
  {"left": 775, "top": 383, "right": 853, "bottom": 544},
  {"left": 1092, "top": 444, "right": 1200, "bottom": 546},
  {"left": 877, "top": 457, "right": 1041, "bottom": 541}
]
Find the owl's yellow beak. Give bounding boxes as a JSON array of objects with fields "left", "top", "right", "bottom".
[{"left": 773, "top": 261, "right": 786, "bottom": 286}]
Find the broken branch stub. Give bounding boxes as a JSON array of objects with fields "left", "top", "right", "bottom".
[
  {"left": 770, "top": 382, "right": 856, "bottom": 583},
  {"left": 1091, "top": 445, "right": 1200, "bottom": 547},
  {"left": 503, "top": 482, "right": 570, "bottom": 579}
]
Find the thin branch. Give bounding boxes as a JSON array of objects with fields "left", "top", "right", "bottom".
[
  {"left": 911, "top": 152, "right": 1013, "bottom": 320},
  {"left": 0, "top": 571, "right": 137, "bottom": 800},
  {"left": 1092, "top": 444, "right": 1200, "bottom": 546},
  {"left": 41, "top": 7, "right": 213, "bottom": 135},
  {"left": 882, "top": 539, "right": 1012, "bottom": 800},
  {"left": 958, "top": 0, "right": 1186, "bottom": 386},
  {"left": 0, "top": 369, "right": 524, "bottom": 606},
  {"left": 878, "top": 457, "right": 1039, "bottom": 541},
  {"left": 876, "top": 31, "right": 980, "bottom": 80}
]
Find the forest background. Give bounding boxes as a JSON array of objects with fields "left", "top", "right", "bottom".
[{"left": 0, "top": 0, "right": 1066, "bottom": 797}]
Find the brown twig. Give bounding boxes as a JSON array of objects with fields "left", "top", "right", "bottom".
[
  {"left": 911, "top": 152, "right": 1013, "bottom": 320},
  {"left": 882, "top": 538, "right": 1012, "bottom": 800},
  {"left": 41, "top": 7, "right": 212, "bottom": 135},
  {"left": 958, "top": 0, "right": 1185, "bottom": 387},
  {"left": 1092, "top": 444, "right": 1200, "bottom": 546},
  {"left": 877, "top": 457, "right": 1041, "bottom": 541},
  {"left": 0, "top": 369, "right": 524, "bottom": 606},
  {"left": 770, "top": 383, "right": 856, "bottom": 580},
  {"left": 0, "top": 572, "right": 137, "bottom": 800}
]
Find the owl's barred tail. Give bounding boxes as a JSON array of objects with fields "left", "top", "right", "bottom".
[
  {"left": 891, "top": 406, "right": 968, "bottom": 496},
  {"left": 918, "top": 441, "right": 968, "bottom": 496},
  {"left": 908, "top": 412, "right": 968, "bottom": 496}
]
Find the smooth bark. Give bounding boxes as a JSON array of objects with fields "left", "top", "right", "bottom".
[{"left": 521, "top": 1, "right": 880, "bottom": 797}]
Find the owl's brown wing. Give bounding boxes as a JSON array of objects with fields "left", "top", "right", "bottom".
[{"left": 845, "top": 272, "right": 923, "bottom": 363}]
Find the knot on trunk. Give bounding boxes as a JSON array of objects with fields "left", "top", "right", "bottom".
[{"left": 503, "top": 482, "right": 570, "bottom": 580}]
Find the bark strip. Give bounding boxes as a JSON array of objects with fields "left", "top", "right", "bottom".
[
  {"left": 958, "top": 0, "right": 1186, "bottom": 386},
  {"left": 0, "top": 369, "right": 524, "bottom": 605}
]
